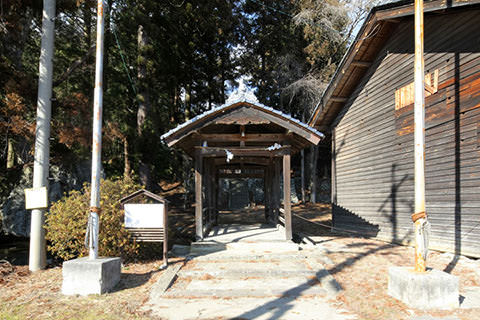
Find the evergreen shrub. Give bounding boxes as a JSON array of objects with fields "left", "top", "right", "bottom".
[{"left": 45, "top": 178, "right": 142, "bottom": 261}]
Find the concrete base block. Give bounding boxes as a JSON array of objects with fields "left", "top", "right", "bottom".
[
  {"left": 62, "top": 257, "right": 121, "bottom": 295},
  {"left": 388, "top": 266, "right": 459, "bottom": 309}
]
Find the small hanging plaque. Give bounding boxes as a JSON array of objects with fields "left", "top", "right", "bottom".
[{"left": 25, "top": 187, "right": 48, "bottom": 209}]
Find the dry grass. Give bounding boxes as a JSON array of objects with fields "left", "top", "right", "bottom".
[{"left": 0, "top": 259, "right": 185, "bottom": 320}]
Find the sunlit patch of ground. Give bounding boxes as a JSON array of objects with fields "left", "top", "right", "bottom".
[{"left": 1, "top": 198, "right": 479, "bottom": 319}]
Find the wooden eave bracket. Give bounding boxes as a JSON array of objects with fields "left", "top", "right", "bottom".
[
  {"left": 330, "top": 96, "right": 348, "bottom": 103},
  {"left": 351, "top": 60, "right": 372, "bottom": 68}
]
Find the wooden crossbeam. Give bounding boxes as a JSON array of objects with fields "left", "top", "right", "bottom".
[
  {"left": 213, "top": 157, "right": 271, "bottom": 166},
  {"left": 219, "top": 173, "right": 264, "bottom": 178},
  {"left": 196, "top": 146, "right": 291, "bottom": 157},
  {"left": 216, "top": 164, "right": 266, "bottom": 170},
  {"left": 196, "top": 133, "right": 286, "bottom": 142}
]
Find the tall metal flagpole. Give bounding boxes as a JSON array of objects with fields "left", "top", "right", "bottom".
[
  {"left": 89, "top": 0, "right": 105, "bottom": 260},
  {"left": 29, "top": 0, "right": 55, "bottom": 272},
  {"left": 412, "top": 0, "right": 429, "bottom": 273}
]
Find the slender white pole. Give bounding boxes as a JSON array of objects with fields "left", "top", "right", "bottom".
[
  {"left": 413, "top": 0, "right": 428, "bottom": 272},
  {"left": 89, "top": 0, "right": 105, "bottom": 260},
  {"left": 29, "top": 0, "right": 55, "bottom": 272}
]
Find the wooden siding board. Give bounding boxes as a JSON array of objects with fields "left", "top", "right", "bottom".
[
  {"left": 333, "top": 35, "right": 480, "bottom": 134},
  {"left": 332, "top": 9, "right": 480, "bottom": 258},
  {"left": 332, "top": 13, "right": 478, "bottom": 127},
  {"left": 334, "top": 53, "right": 480, "bottom": 140}
]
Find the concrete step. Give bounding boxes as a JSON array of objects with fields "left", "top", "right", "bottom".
[
  {"left": 167, "top": 275, "right": 327, "bottom": 298},
  {"left": 170, "top": 276, "right": 325, "bottom": 296},
  {"left": 164, "top": 286, "right": 328, "bottom": 298},
  {"left": 180, "top": 260, "right": 309, "bottom": 273},
  {"left": 190, "top": 241, "right": 299, "bottom": 256},
  {"left": 188, "top": 252, "right": 310, "bottom": 262},
  {"left": 178, "top": 269, "right": 318, "bottom": 279},
  {"left": 189, "top": 241, "right": 226, "bottom": 255},
  {"left": 148, "top": 296, "right": 353, "bottom": 320}
]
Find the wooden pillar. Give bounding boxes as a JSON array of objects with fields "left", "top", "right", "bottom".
[
  {"left": 195, "top": 152, "right": 203, "bottom": 240},
  {"left": 205, "top": 158, "right": 212, "bottom": 229},
  {"left": 268, "top": 159, "right": 279, "bottom": 224},
  {"left": 269, "top": 165, "right": 274, "bottom": 222},
  {"left": 274, "top": 158, "right": 281, "bottom": 224},
  {"left": 208, "top": 160, "right": 215, "bottom": 228},
  {"left": 283, "top": 152, "right": 292, "bottom": 240},
  {"left": 310, "top": 145, "right": 318, "bottom": 203},
  {"left": 214, "top": 166, "right": 219, "bottom": 226},
  {"left": 204, "top": 159, "right": 210, "bottom": 233},
  {"left": 163, "top": 202, "right": 169, "bottom": 265},
  {"left": 264, "top": 164, "right": 271, "bottom": 221}
]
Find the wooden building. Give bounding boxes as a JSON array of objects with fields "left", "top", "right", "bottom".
[
  {"left": 309, "top": 0, "right": 480, "bottom": 257},
  {"left": 162, "top": 96, "right": 323, "bottom": 240}
]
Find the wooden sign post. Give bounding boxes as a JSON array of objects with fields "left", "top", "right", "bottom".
[{"left": 120, "top": 189, "right": 169, "bottom": 268}]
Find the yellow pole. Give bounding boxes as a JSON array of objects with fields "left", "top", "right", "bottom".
[{"left": 413, "top": 0, "right": 428, "bottom": 273}]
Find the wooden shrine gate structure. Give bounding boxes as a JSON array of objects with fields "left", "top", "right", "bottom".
[{"left": 162, "top": 98, "right": 323, "bottom": 240}]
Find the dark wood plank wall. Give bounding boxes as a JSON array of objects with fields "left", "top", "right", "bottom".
[{"left": 332, "top": 9, "right": 480, "bottom": 257}]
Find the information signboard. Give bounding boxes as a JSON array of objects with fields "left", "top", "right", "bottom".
[{"left": 124, "top": 203, "right": 165, "bottom": 228}]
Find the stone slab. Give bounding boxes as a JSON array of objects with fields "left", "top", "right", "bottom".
[
  {"left": 169, "top": 244, "right": 191, "bottom": 257},
  {"left": 185, "top": 276, "right": 321, "bottom": 293},
  {"left": 146, "top": 223, "right": 348, "bottom": 319},
  {"left": 226, "top": 241, "right": 299, "bottom": 252},
  {"left": 190, "top": 242, "right": 299, "bottom": 257},
  {"left": 62, "top": 257, "right": 121, "bottom": 295},
  {"left": 460, "top": 286, "right": 480, "bottom": 309},
  {"left": 388, "top": 266, "right": 459, "bottom": 309},
  {"left": 147, "top": 297, "right": 354, "bottom": 320},
  {"left": 189, "top": 252, "right": 309, "bottom": 261},
  {"left": 182, "top": 260, "right": 305, "bottom": 272},
  {"left": 149, "top": 263, "right": 183, "bottom": 300},
  {"left": 204, "top": 224, "right": 287, "bottom": 243},
  {"left": 306, "top": 257, "right": 343, "bottom": 296},
  {"left": 179, "top": 269, "right": 318, "bottom": 279},
  {"left": 164, "top": 286, "right": 328, "bottom": 298},
  {"left": 410, "top": 317, "right": 459, "bottom": 320}
]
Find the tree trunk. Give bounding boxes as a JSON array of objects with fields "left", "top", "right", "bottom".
[
  {"left": 6, "top": 137, "right": 15, "bottom": 169},
  {"left": 136, "top": 23, "right": 152, "bottom": 189},
  {"left": 137, "top": 24, "right": 149, "bottom": 135},
  {"left": 82, "top": 2, "right": 92, "bottom": 50},
  {"left": 172, "top": 83, "right": 180, "bottom": 122},
  {"left": 185, "top": 83, "right": 192, "bottom": 121},
  {"left": 123, "top": 137, "right": 131, "bottom": 179},
  {"left": 82, "top": 1, "right": 93, "bottom": 87},
  {"left": 183, "top": 154, "right": 190, "bottom": 209}
]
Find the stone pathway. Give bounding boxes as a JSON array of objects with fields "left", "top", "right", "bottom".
[{"left": 145, "top": 224, "right": 355, "bottom": 320}]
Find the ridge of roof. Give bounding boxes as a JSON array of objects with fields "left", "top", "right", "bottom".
[{"left": 161, "top": 97, "right": 324, "bottom": 142}]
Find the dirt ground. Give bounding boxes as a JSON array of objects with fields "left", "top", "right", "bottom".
[
  {"left": 1, "top": 199, "right": 480, "bottom": 320},
  {"left": 293, "top": 203, "right": 480, "bottom": 320}
]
